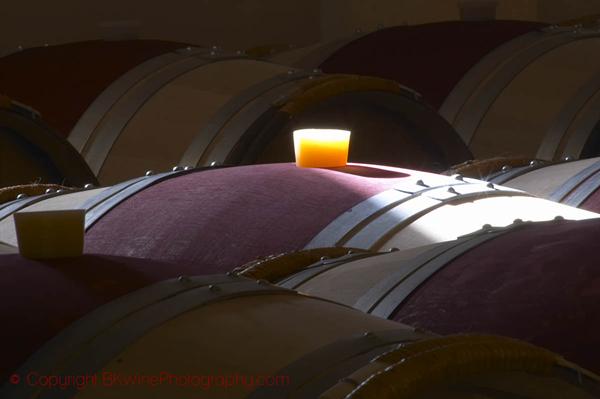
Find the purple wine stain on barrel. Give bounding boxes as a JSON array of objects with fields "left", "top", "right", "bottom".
[
  {"left": 85, "top": 163, "right": 411, "bottom": 273},
  {"left": 0, "top": 254, "right": 202, "bottom": 382},
  {"left": 392, "top": 218, "right": 600, "bottom": 373},
  {"left": 319, "top": 20, "right": 546, "bottom": 109},
  {"left": 582, "top": 186, "right": 600, "bottom": 213}
]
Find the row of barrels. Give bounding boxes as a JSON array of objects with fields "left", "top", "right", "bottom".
[
  {"left": 3, "top": 256, "right": 600, "bottom": 398},
  {"left": 3, "top": 19, "right": 600, "bottom": 189},
  {"left": 0, "top": 40, "right": 469, "bottom": 187},
  {"left": 3, "top": 163, "right": 600, "bottom": 398},
  {"left": 5, "top": 19, "right": 600, "bottom": 398},
  {"left": 269, "top": 20, "right": 600, "bottom": 161}
]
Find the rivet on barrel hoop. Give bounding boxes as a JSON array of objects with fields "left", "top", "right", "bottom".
[
  {"left": 513, "top": 218, "right": 524, "bottom": 225},
  {"left": 501, "top": 165, "right": 511, "bottom": 172},
  {"left": 554, "top": 215, "right": 565, "bottom": 221},
  {"left": 145, "top": 170, "right": 155, "bottom": 177},
  {"left": 177, "top": 275, "right": 191, "bottom": 283},
  {"left": 529, "top": 160, "right": 539, "bottom": 166},
  {"left": 83, "top": 183, "right": 94, "bottom": 190},
  {"left": 482, "top": 224, "right": 492, "bottom": 230},
  {"left": 172, "top": 166, "right": 184, "bottom": 172},
  {"left": 486, "top": 182, "right": 495, "bottom": 189},
  {"left": 416, "top": 179, "right": 427, "bottom": 187},
  {"left": 320, "top": 256, "right": 329, "bottom": 261},
  {"left": 44, "top": 188, "right": 55, "bottom": 194},
  {"left": 563, "top": 156, "right": 574, "bottom": 162},
  {"left": 451, "top": 174, "right": 464, "bottom": 181},
  {"left": 16, "top": 193, "right": 28, "bottom": 200},
  {"left": 447, "top": 187, "right": 458, "bottom": 194},
  {"left": 208, "top": 285, "right": 220, "bottom": 292},
  {"left": 388, "top": 247, "right": 399, "bottom": 252}
]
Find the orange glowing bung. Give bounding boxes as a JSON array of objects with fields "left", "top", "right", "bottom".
[{"left": 293, "top": 129, "right": 351, "bottom": 168}]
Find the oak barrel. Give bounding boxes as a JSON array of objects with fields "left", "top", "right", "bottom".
[
  {"left": 0, "top": 95, "right": 96, "bottom": 188},
  {"left": 271, "top": 20, "right": 600, "bottom": 161},
  {"left": 238, "top": 218, "right": 600, "bottom": 374},
  {"left": 0, "top": 41, "right": 471, "bottom": 184},
  {"left": 1, "top": 255, "right": 598, "bottom": 398},
  {"left": 0, "top": 163, "right": 595, "bottom": 270}
]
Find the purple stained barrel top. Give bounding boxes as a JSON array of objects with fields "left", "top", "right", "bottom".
[
  {"left": 393, "top": 218, "right": 600, "bottom": 373},
  {"left": 0, "top": 254, "right": 202, "bottom": 382},
  {"left": 582, "top": 188, "right": 600, "bottom": 213},
  {"left": 320, "top": 20, "right": 546, "bottom": 109},
  {"left": 0, "top": 40, "right": 188, "bottom": 136},
  {"left": 86, "top": 163, "right": 413, "bottom": 272}
]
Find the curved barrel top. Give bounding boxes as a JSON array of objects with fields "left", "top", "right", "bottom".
[
  {"left": 85, "top": 163, "right": 415, "bottom": 270},
  {"left": 319, "top": 20, "right": 546, "bottom": 109},
  {"left": 0, "top": 253, "right": 202, "bottom": 382},
  {"left": 0, "top": 102, "right": 98, "bottom": 187},
  {"left": 0, "top": 40, "right": 188, "bottom": 136}
]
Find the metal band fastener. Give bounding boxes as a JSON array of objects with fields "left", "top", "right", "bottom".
[
  {"left": 354, "top": 221, "right": 536, "bottom": 319},
  {"left": 305, "top": 177, "right": 485, "bottom": 250}
]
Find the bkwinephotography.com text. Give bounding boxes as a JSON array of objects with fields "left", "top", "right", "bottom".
[{"left": 9, "top": 371, "right": 291, "bottom": 391}]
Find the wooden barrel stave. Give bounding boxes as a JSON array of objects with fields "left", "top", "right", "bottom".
[
  {"left": 69, "top": 46, "right": 209, "bottom": 152},
  {"left": 538, "top": 67, "right": 600, "bottom": 160},
  {"left": 468, "top": 37, "right": 600, "bottom": 160},
  {"left": 1, "top": 41, "right": 472, "bottom": 185},
  {"left": 88, "top": 58, "right": 289, "bottom": 182},
  {"left": 0, "top": 164, "right": 596, "bottom": 272},
  {"left": 270, "top": 21, "right": 546, "bottom": 110},
  {"left": 451, "top": 28, "right": 589, "bottom": 145},
  {"left": 0, "top": 99, "right": 98, "bottom": 188},
  {"left": 501, "top": 158, "right": 600, "bottom": 199},
  {"left": 439, "top": 28, "right": 550, "bottom": 125},
  {"left": 0, "top": 261, "right": 420, "bottom": 398},
  {"left": 319, "top": 335, "right": 600, "bottom": 399},
  {"left": 92, "top": 63, "right": 470, "bottom": 183},
  {"left": 448, "top": 157, "right": 600, "bottom": 212},
  {"left": 269, "top": 22, "right": 600, "bottom": 161},
  {"left": 2, "top": 260, "right": 598, "bottom": 398},
  {"left": 257, "top": 218, "right": 600, "bottom": 374},
  {"left": 0, "top": 40, "right": 190, "bottom": 137},
  {"left": 393, "top": 218, "right": 600, "bottom": 374},
  {"left": 0, "top": 254, "right": 209, "bottom": 383}
]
